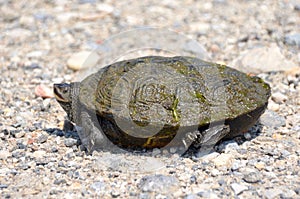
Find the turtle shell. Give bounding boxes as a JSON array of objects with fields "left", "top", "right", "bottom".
[{"left": 78, "top": 56, "right": 270, "bottom": 149}]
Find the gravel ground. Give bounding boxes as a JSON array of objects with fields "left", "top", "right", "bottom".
[{"left": 1, "top": 0, "right": 300, "bottom": 198}]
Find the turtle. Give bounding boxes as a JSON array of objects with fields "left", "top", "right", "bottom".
[{"left": 54, "top": 56, "right": 271, "bottom": 154}]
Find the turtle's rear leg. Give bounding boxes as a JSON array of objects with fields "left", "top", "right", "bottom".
[{"left": 184, "top": 124, "right": 230, "bottom": 157}]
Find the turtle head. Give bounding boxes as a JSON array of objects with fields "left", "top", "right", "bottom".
[
  {"left": 54, "top": 82, "right": 80, "bottom": 122},
  {"left": 54, "top": 83, "right": 72, "bottom": 103}
]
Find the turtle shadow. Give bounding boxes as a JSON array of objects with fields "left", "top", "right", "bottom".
[
  {"left": 43, "top": 120, "right": 82, "bottom": 148},
  {"left": 43, "top": 119, "right": 81, "bottom": 144},
  {"left": 44, "top": 128, "right": 80, "bottom": 140},
  {"left": 43, "top": 121, "right": 264, "bottom": 158}
]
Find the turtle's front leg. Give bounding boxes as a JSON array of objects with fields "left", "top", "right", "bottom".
[{"left": 77, "top": 110, "right": 112, "bottom": 153}]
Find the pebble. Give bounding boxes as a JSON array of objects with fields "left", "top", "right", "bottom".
[
  {"left": 209, "top": 168, "right": 220, "bottom": 177},
  {"left": 6, "top": 28, "right": 32, "bottom": 40},
  {"left": 267, "top": 100, "right": 280, "bottom": 112},
  {"left": 190, "top": 22, "right": 210, "bottom": 35},
  {"left": 33, "top": 12, "right": 52, "bottom": 22},
  {"left": 218, "top": 140, "right": 239, "bottom": 153},
  {"left": 37, "top": 134, "right": 48, "bottom": 143},
  {"left": 32, "top": 150, "right": 46, "bottom": 159},
  {"left": 285, "top": 66, "right": 300, "bottom": 77},
  {"left": 243, "top": 172, "right": 261, "bottom": 183},
  {"left": 72, "top": 182, "right": 82, "bottom": 189},
  {"left": 231, "top": 160, "right": 246, "bottom": 171},
  {"left": 254, "top": 162, "right": 265, "bottom": 170},
  {"left": 197, "top": 190, "right": 217, "bottom": 198},
  {"left": 190, "top": 175, "right": 197, "bottom": 184},
  {"left": 14, "top": 130, "right": 25, "bottom": 138},
  {"left": 90, "top": 181, "right": 106, "bottom": 192},
  {"left": 34, "top": 85, "right": 54, "bottom": 98},
  {"left": 19, "top": 15, "right": 35, "bottom": 27},
  {"left": 95, "top": 154, "right": 165, "bottom": 172},
  {"left": 79, "top": 13, "right": 109, "bottom": 21},
  {"left": 211, "top": 153, "right": 233, "bottom": 167},
  {"left": 64, "top": 138, "right": 78, "bottom": 147},
  {"left": 26, "top": 51, "right": 44, "bottom": 58},
  {"left": 264, "top": 188, "right": 283, "bottom": 199},
  {"left": 243, "top": 132, "right": 252, "bottom": 140},
  {"left": 281, "top": 189, "right": 297, "bottom": 198},
  {"left": 284, "top": 33, "right": 300, "bottom": 48},
  {"left": 110, "top": 190, "right": 121, "bottom": 198},
  {"left": 230, "top": 183, "right": 248, "bottom": 195},
  {"left": 1, "top": 6, "right": 19, "bottom": 22},
  {"left": 185, "top": 194, "right": 198, "bottom": 199},
  {"left": 42, "top": 98, "right": 52, "bottom": 111},
  {"left": 138, "top": 174, "right": 179, "bottom": 194},
  {"left": 67, "top": 51, "right": 100, "bottom": 71},
  {"left": 53, "top": 179, "right": 67, "bottom": 185},
  {"left": 24, "top": 63, "right": 41, "bottom": 70},
  {"left": 78, "top": 0, "right": 96, "bottom": 4},
  {"left": 280, "top": 149, "right": 291, "bottom": 157},
  {"left": 271, "top": 92, "right": 288, "bottom": 104},
  {"left": 0, "top": 150, "right": 10, "bottom": 159},
  {"left": 232, "top": 44, "right": 296, "bottom": 73},
  {"left": 197, "top": 151, "right": 219, "bottom": 160},
  {"left": 52, "top": 77, "right": 64, "bottom": 83},
  {"left": 260, "top": 110, "right": 286, "bottom": 128},
  {"left": 0, "top": 184, "right": 8, "bottom": 189},
  {"left": 96, "top": 3, "right": 114, "bottom": 13}
]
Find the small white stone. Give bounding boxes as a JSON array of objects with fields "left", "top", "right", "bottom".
[
  {"left": 243, "top": 132, "right": 252, "bottom": 140},
  {"left": 64, "top": 74, "right": 73, "bottom": 81},
  {"left": 210, "top": 168, "right": 220, "bottom": 177},
  {"left": 0, "top": 150, "right": 10, "bottom": 160},
  {"left": 15, "top": 131, "right": 25, "bottom": 138},
  {"left": 27, "top": 50, "right": 44, "bottom": 58},
  {"left": 56, "top": 12, "right": 77, "bottom": 23},
  {"left": 42, "top": 98, "right": 52, "bottom": 110},
  {"left": 212, "top": 153, "right": 233, "bottom": 167},
  {"left": 268, "top": 100, "right": 280, "bottom": 111},
  {"left": 152, "top": 148, "right": 161, "bottom": 156},
  {"left": 224, "top": 141, "right": 239, "bottom": 153},
  {"left": 231, "top": 44, "right": 297, "bottom": 74},
  {"left": 271, "top": 92, "right": 288, "bottom": 104},
  {"left": 264, "top": 188, "right": 283, "bottom": 199},
  {"left": 96, "top": 3, "right": 114, "bottom": 13},
  {"left": 203, "top": 2, "right": 213, "bottom": 10},
  {"left": 0, "top": 168, "right": 10, "bottom": 176},
  {"left": 198, "top": 151, "right": 219, "bottom": 160},
  {"left": 10, "top": 56, "right": 21, "bottom": 63},
  {"left": 52, "top": 77, "right": 64, "bottom": 83},
  {"left": 19, "top": 15, "right": 34, "bottom": 26},
  {"left": 231, "top": 183, "right": 248, "bottom": 195},
  {"left": 67, "top": 51, "right": 100, "bottom": 71},
  {"left": 32, "top": 150, "right": 46, "bottom": 159},
  {"left": 190, "top": 22, "right": 210, "bottom": 34}
]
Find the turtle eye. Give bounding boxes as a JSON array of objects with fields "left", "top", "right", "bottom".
[{"left": 62, "top": 87, "right": 68, "bottom": 94}]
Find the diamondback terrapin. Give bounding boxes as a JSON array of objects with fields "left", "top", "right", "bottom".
[{"left": 54, "top": 56, "right": 270, "bottom": 153}]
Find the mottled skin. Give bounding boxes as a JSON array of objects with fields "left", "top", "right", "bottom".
[{"left": 54, "top": 56, "right": 270, "bottom": 153}]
